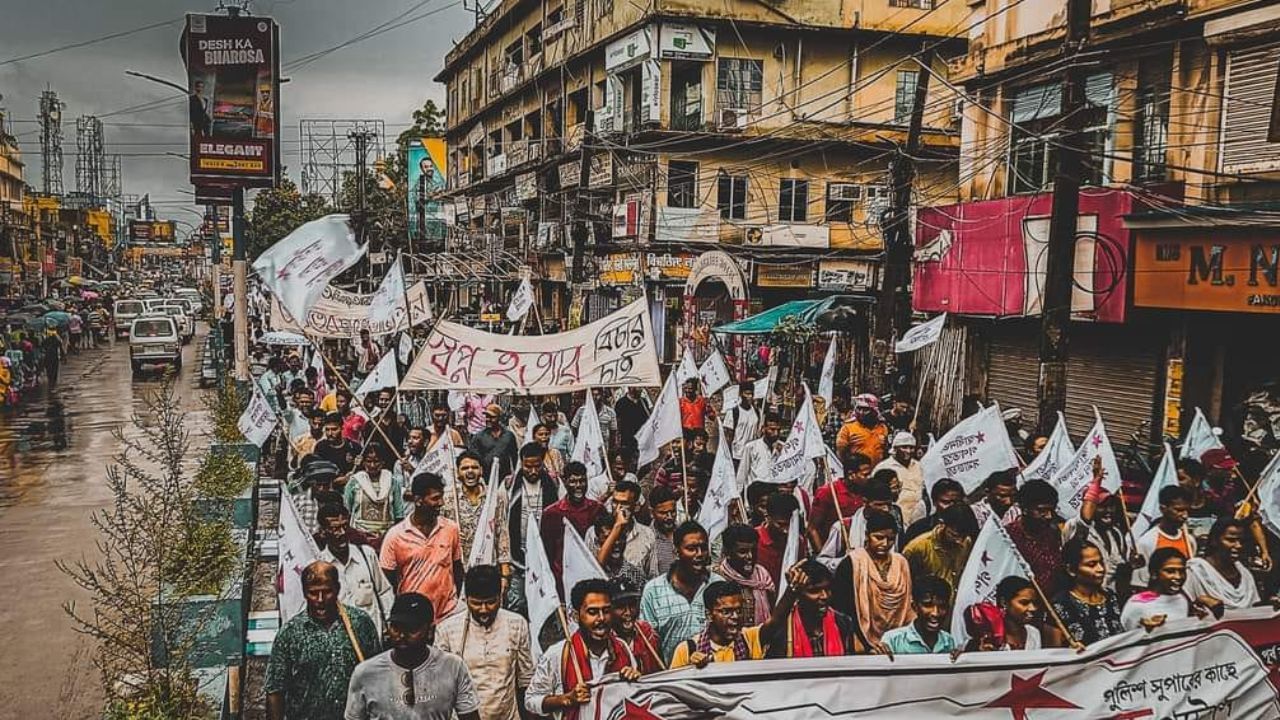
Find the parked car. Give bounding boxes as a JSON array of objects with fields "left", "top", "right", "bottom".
[
  {"left": 129, "top": 316, "right": 182, "bottom": 375},
  {"left": 175, "top": 288, "right": 204, "bottom": 315},
  {"left": 158, "top": 304, "right": 194, "bottom": 343},
  {"left": 113, "top": 299, "right": 147, "bottom": 338}
]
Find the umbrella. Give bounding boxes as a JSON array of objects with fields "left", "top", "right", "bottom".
[
  {"left": 80, "top": 290, "right": 100, "bottom": 300},
  {"left": 19, "top": 304, "right": 50, "bottom": 316},
  {"left": 259, "top": 330, "right": 311, "bottom": 347},
  {"left": 46, "top": 300, "right": 66, "bottom": 311},
  {"left": 42, "top": 311, "right": 73, "bottom": 327}
]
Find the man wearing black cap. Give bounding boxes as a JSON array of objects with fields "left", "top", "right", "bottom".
[
  {"left": 345, "top": 592, "right": 481, "bottom": 720},
  {"left": 607, "top": 577, "right": 664, "bottom": 674},
  {"left": 292, "top": 458, "right": 340, "bottom": 536},
  {"left": 266, "top": 560, "right": 380, "bottom": 720},
  {"left": 435, "top": 565, "right": 533, "bottom": 720}
]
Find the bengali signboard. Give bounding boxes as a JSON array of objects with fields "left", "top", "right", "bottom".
[
  {"left": 270, "top": 280, "right": 432, "bottom": 338},
  {"left": 400, "top": 298, "right": 661, "bottom": 394},
  {"left": 183, "top": 13, "right": 280, "bottom": 187}
]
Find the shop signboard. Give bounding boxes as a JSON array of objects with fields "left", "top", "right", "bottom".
[
  {"left": 645, "top": 252, "right": 697, "bottom": 281},
  {"left": 1133, "top": 231, "right": 1280, "bottom": 314},
  {"left": 817, "top": 258, "right": 878, "bottom": 292},
  {"left": 756, "top": 262, "right": 813, "bottom": 288},
  {"left": 559, "top": 161, "right": 581, "bottom": 189},
  {"left": 598, "top": 252, "right": 642, "bottom": 285},
  {"left": 588, "top": 152, "right": 614, "bottom": 189},
  {"left": 605, "top": 26, "right": 652, "bottom": 73},
  {"left": 657, "top": 22, "right": 715, "bottom": 60},
  {"left": 183, "top": 13, "right": 280, "bottom": 188}
]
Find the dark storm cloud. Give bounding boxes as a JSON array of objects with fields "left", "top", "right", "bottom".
[{"left": 0, "top": 0, "right": 466, "bottom": 222}]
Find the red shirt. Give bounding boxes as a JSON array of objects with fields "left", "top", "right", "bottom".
[
  {"left": 540, "top": 497, "right": 605, "bottom": 583},
  {"left": 756, "top": 524, "right": 790, "bottom": 589},
  {"left": 680, "top": 396, "right": 708, "bottom": 431},
  {"left": 811, "top": 482, "right": 863, "bottom": 540}
]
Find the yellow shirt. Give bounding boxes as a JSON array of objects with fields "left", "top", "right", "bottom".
[
  {"left": 669, "top": 626, "right": 765, "bottom": 668},
  {"left": 319, "top": 392, "right": 338, "bottom": 413}
]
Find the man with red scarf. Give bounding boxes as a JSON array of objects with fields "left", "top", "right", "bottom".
[
  {"left": 526, "top": 578, "right": 642, "bottom": 719},
  {"left": 763, "top": 559, "right": 874, "bottom": 658}
]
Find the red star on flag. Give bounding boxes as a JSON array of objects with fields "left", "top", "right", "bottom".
[
  {"left": 1091, "top": 434, "right": 1103, "bottom": 448},
  {"left": 983, "top": 670, "right": 1079, "bottom": 720},
  {"left": 976, "top": 432, "right": 986, "bottom": 443},
  {"left": 621, "top": 698, "right": 665, "bottom": 720}
]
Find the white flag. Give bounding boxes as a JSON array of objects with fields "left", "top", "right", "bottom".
[
  {"left": 921, "top": 403, "right": 1020, "bottom": 495},
  {"left": 1020, "top": 412, "right": 1074, "bottom": 485},
  {"left": 636, "top": 372, "right": 682, "bottom": 467},
  {"left": 367, "top": 254, "right": 408, "bottom": 329},
  {"left": 524, "top": 516, "right": 561, "bottom": 659},
  {"left": 397, "top": 332, "right": 413, "bottom": 365},
  {"left": 562, "top": 518, "right": 607, "bottom": 605},
  {"left": 722, "top": 370, "right": 772, "bottom": 412},
  {"left": 237, "top": 385, "right": 278, "bottom": 447},
  {"left": 506, "top": 277, "right": 535, "bottom": 321},
  {"left": 309, "top": 348, "right": 327, "bottom": 394},
  {"left": 817, "top": 337, "right": 837, "bottom": 404},
  {"left": 951, "top": 517, "right": 1033, "bottom": 647},
  {"left": 414, "top": 420, "right": 458, "bottom": 484},
  {"left": 279, "top": 490, "right": 322, "bottom": 621},
  {"left": 1255, "top": 451, "right": 1280, "bottom": 540},
  {"left": 698, "top": 348, "right": 732, "bottom": 396},
  {"left": 772, "top": 385, "right": 825, "bottom": 488},
  {"left": 676, "top": 350, "right": 699, "bottom": 387},
  {"left": 468, "top": 461, "right": 504, "bottom": 568},
  {"left": 1049, "top": 408, "right": 1122, "bottom": 520},
  {"left": 288, "top": 408, "right": 311, "bottom": 442},
  {"left": 352, "top": 349, "right": 399, "bottom": 419},
  {"left": 1180, "top": 407, "right": 1226, "bottom": 461},
  {"left": 895, "top": 313, "right": 947, "bottom": 353},
  {"left": 253, "top": 214, "right": 365, "bottom": 322},
  {"left": 698, "top": 424, "right": 738, "bottom": 543},
  {"left": 775, "top": 510, "right": 803, "bottom": 600},
  {"left": 523, "top": 402, "right": 541, "bottom": 448},
  {"left": 1133, "top": 443, "right": 1177, "bottom": 540},
  {"left": 571, "top": 394, "right": 606, "bottom": 477}
]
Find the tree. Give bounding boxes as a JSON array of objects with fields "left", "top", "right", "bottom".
[
  {"left": 338, "top": 150, "right": 408, "bottom": 254},
  {"left": 396, "top": 98, "right": 445, "bottom": 150},
  {"left": 245, "top": 178, "right": 332, "bottom": 260}
]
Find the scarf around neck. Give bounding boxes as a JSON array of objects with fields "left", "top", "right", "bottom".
[
  {"left": 695, "top": 627, "right": 752, "bottom": 662},
  {"left": 717, "top": 558, "right": 775, "bottom": 625},
  {"left": 561, "top": 631, "right": 630, "bottom": 720},
  {"left": 849, "top": 547, "right": 914, "bottom": 645},
  {"left": 788, "top": 607, "right": 844, "bottom": 658}
]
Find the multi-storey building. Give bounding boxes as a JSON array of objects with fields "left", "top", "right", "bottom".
[
  {"left": 913, "top": 0, "right": 1280, "bottom": 463},
  {"left": 436, "top": 0, "right": 967, "bottom": 363},
  {"left": 0, "top": 108, "right": 26, "bottom": 295}
]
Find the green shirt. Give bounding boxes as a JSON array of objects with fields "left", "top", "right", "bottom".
[
  {"left": 881, "top": 622, "right": 956, "bottom": 655},
  {"left": 265, "top": 604, "right": 381, "bottom": 720}
]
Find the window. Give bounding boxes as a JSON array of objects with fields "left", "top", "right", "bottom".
[
  {"left": 717, "top": 58, "right": 764, "bottom": 112},
  {"left": 548, "top": 5, "right": 564, "bottom": 24},
  {"left": 670, "top": 62, "right": 703, "bottom": 131},
  {"left": 778, "top": 178, "right": 809, "bottom": 222},
  {"left": 568, "top": 88, "right": 588, "bottom": 126},
  {"left": 894, "top": 70, "right": 919, "bottom": 125},
  {"left": 1007, "top": 74, "right": 1113, "bottom": 194},
  {"left": 504, "top": 40, "right": 524, "bottom": 68},
  {"left": 717, "top": 174, "right": 748, "bottom": 219},
  {"left": 526, "top": 25, "right": 542, "bottom": 57},
  {"left": 1134, "top": 54, "right": 1171, "bottom": 183},
  {"left": 668, "top": 161, "right": 699, "bottom": 208},
  {"left": 825, "top": 183, "right": 860, "bottom": 222}
]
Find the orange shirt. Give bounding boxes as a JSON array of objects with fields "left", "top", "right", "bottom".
[
  {"left": 680, "top": 396, "right": 708, "bottom": 431},
  {"left": 1154, "top": 528, "right": 1193, "bottom": 559},
  {"left": 379, "top": 516, "right": 463, "bottom": 618},
  {"left": 836, "top": 420, "right": 889, "bottom": 463}
]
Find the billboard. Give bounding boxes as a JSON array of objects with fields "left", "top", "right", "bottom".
[
  {"left": 184, "top": 13, "right": 280, "bottom": 187},
  {"left": 130, "top": 220, "right": 176, "bottom": 244},
  {"left": 406, "top": 137, "right": 446, "bottom": 242}
]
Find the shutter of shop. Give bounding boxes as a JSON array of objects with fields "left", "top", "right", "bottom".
[
  {"left": 1222, "top": 41, "right": 1280, "bottom": 174},
  {"left": 985, "top": 322, "right": 1161, "bottom": 448}
]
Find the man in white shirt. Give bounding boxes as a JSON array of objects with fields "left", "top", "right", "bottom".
[
  {"left": 315, "top": 503, "right": 395, "bottom": 637},
  {"left": 735, "top": 412, "right": 782, "bottom": 491},
  {"left": 875, "top": 431, "right": 926, "bottom": 525},
  {"left": 722, "top": 382, "right": 760, "bottom": 461}
]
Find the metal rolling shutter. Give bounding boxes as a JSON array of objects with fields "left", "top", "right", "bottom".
[
  {"left": 1223, "top": 42, "right": 1280, "bottom": 174},
  {"left": 985, "top": 323, "right": 1161, "bottom": 445}
]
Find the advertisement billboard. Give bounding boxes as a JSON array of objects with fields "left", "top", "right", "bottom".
[
  {"left": 407, "top": 138, "right": 446, "bottom": 241},
  {"left": 183, "top": 13, "right": 280, "bottom": 187}
]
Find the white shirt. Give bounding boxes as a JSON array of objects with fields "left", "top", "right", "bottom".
[
  {"left": 735, "top": 437, "right": 775, "bottom": 492},
  {"left": 723, "top": 403, "right": 760, "bottom": 460},
  {"left": 319, "top": 543, "right": 395, "bottom": 636},
  {"left": 1133, "top": 525, "right": 1198, "bottom": 587},
  {"left": 1184, "top": 556, "right": 1260, "bottom": 609},
  {"left": 875, "top": 456, "right": 925, "bottom": 525},
  {"left": 525, "top": 638, "right": 635, "bottom": 718},
  {"left": 1121, "top": 591, "right": 1194, "bottom": 632}
]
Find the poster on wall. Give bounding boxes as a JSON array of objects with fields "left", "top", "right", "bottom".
[
  {"left": 183, "top": 13, "right": 280, "bottom": 187},
  {"left": 407, "top": 138, "right": 447, "bottom": 241}
]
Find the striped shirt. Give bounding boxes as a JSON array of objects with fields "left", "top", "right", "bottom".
[{"left": 639, "top": 571, "right": 723, "bottom": 662}]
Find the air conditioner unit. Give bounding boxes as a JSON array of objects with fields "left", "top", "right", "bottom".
[
  {"left": 829, "top": 183, "right": 862, "bottom": 202},
  {"left": 718, "top": 108, "right": 748, "bottom": 131}
]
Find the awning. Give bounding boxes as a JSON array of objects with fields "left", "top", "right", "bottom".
[{"left": 713, "top": 295, "right": 870, "bottom": 335}]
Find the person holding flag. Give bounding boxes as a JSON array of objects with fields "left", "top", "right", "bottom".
[
  {"left": 763, "top": 559, "right": 871, "bottom": 658},
  {"left": 442, "top": 451, "right": 509, "bottom": 571}
]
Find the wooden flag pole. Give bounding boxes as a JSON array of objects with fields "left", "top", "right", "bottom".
[{"left": 309, "top": 342, "right": 407, "bottom": 465}]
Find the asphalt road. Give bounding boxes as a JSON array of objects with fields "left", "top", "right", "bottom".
[{"left": 0, "top": 326, "right": 210, "bottom": 719}]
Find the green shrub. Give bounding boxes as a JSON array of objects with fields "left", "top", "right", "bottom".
[{"left": 193, "top": 452, "right": 254, "bottom": 499}]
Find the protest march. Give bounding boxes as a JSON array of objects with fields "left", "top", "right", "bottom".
[{"left": 225, "top": 214, "right": 1280, "bottom": 720}]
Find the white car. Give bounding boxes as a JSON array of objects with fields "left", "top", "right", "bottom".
[
  {"left": 129, "top": 316, "right": 182, "bottom": 375},
  {"left": 113, "top": 299, "right": 147, "bottom": 338},
  {"left": 175, "top": 289, "right": 204, "bottom": 314},
  {"left": 158, "top": 304, "right": 194, "bottom": 343}
]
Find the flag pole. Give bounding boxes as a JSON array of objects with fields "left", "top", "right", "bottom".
[
  {"left": 817, "top": 456, "right": 851, "bottom": 552},
  {"left": 679, "top": 438, "right": 693, "bottom": 521},
  {"left": 309, "top": 340, "right": 407, "bottom": 465},
  {"left": 556, "top": 606, "right": 591, "bottom": 682},
  {"left": 1029, "top": 575, "right": 1081, "bottom": 650},
  {"left": 911, "top": 344, "right": 937, "bottom": 429}
]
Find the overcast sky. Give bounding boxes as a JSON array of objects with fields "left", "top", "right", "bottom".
[{"left": 0, "top": 0, "right": 472, "bottom": 230}]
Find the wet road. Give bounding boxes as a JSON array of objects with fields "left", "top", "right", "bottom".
[{"left": 0, "top": 328, "right": 210, "bottom": 719}]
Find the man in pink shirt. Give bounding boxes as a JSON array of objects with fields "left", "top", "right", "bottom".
[{"left": 380, "top": 472, "right": 465, "bottom": 619}]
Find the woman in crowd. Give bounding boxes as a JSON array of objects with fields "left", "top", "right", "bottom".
[
  {"left": 1048, "top": 538, "right": 1123, "bottom": 647},
  {"left": 836, "top": 508, "right": 913, "bottom": 647},
  {"left": 995, "top": 576, "right": 1042, "bottom": 650},
  {"left": 531, "top": 423, "right": 566, "bottom": 479},
  {"left": 1185, "top": 517, "right": 1262, "bottom": 609},
  {"left": 1122, "top": 548, "right": 1223, "bottom": 632}
]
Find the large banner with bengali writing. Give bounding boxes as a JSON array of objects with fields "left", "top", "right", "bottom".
[
  {"left": 269, "top": 280, "right": 432, "bottom": 338},
  {"left": 400, "top": 298, "right": 660, "bottom": 394},
  {"left": 594, "top": 610, "right": 1280, "bottom": 720}
]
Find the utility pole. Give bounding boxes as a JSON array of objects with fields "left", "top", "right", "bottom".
[
  {"left": 232, "top": 188, "right": 250, "bottom": 381},
  {"left": 569, "top": 109, "right": 595, "bottom": 284},
  {"left": 349, "top": 127, "right": 376, "bottom": 289},
  {"left": 870, "top": 48, "right": 934, "bottom": 395},
  {"left": 1036, "top": 0, "right": 1092, "bottom": 435}
]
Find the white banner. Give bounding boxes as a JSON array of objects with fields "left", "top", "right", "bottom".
[
  {"left": 1134, "top": 443, "right": 1177, "bottom": 540},
  {"left": 506, "top": 277, "right": 535, "bottom": 322},
  {"left": 1020, "top": 411, "right": 1074, "bottom": 485},
  {"left": 271, "top": 280, "right": 433, "bottom": 338},
  {"left": 817, "top": 337, "right": 837, "bottom": 404},
  {"left": 279, "top": 490, "right": 322, "bottom": 622},
  {"left": 636, "top": 371, "right": 682, "bottom": 467},
  {"left": 770, "top": 386, "right": 825, "bottom": 488},
  {"left": 1182, "top": 406, "right": 1227, "bottom": 461},
  {"left": 895, "top": 313, "right": 947, "bottom": 353},
  {"left": 237, "top": 386, "right": 278, "bottom": 447},
  {"left": 951, "top": 517, "right": 1032, "bottom": 647},
  {"left": 253, "top": 214, "right": 366, "bottom": 323},
  {"left": 1050, "top": 408, "right": 1122, "bottom": 520},
  {"left": 595, "top": 610, "right": 1280, "bottom": 719},
  {"left": 921, "top": 403, "right": 1020, "bottom": 494},
  {"left": 698, "top": 348, "right": 732, "bottom": 396},
  {"left": 401, "top": 298, "right": 661, "bottom": 394},
  {"left": 697, "top": 423, "right": 737, "bottom": 543}
]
